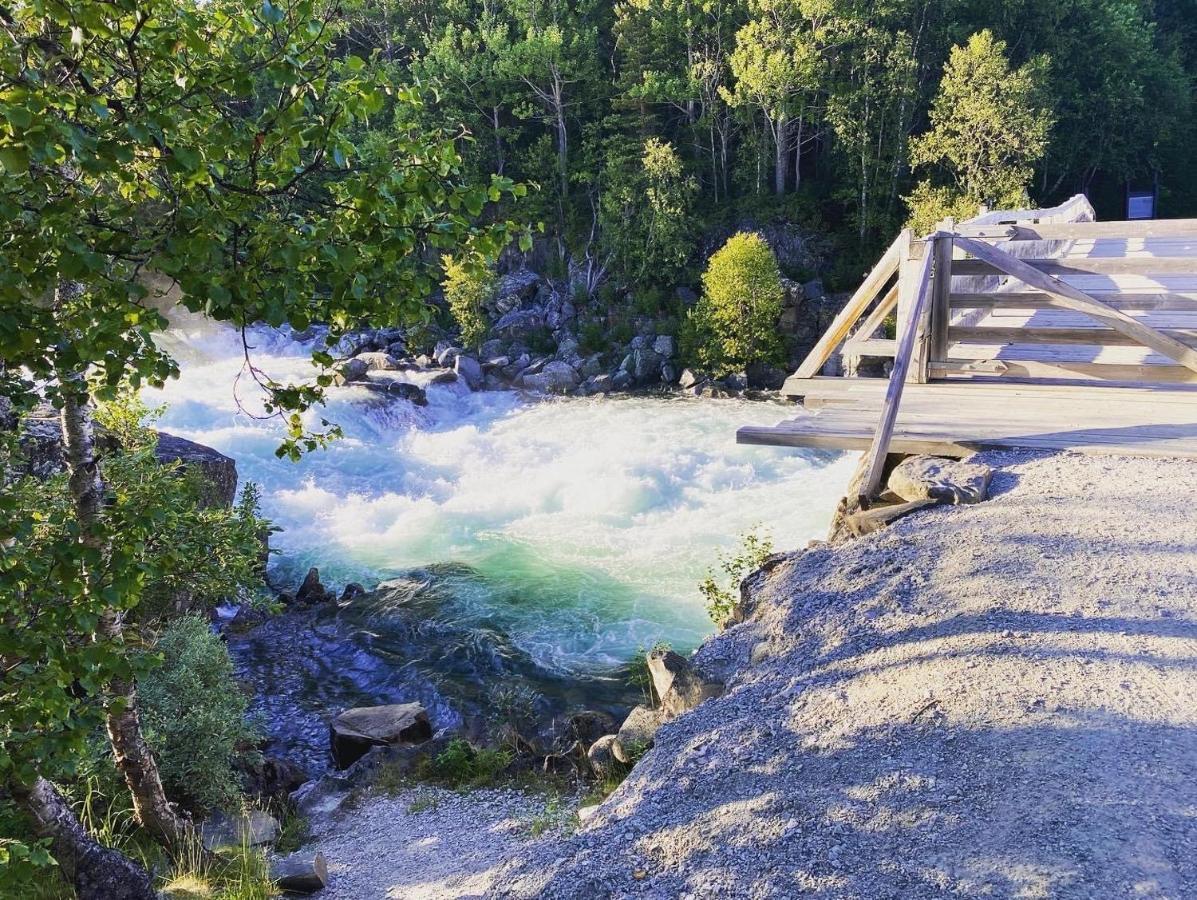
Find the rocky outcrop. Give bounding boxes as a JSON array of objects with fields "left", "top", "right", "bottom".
[{"left": 329, "top": 703, "right": 433, "bottom": 769}]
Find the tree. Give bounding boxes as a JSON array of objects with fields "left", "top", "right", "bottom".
[
  {"left": 442, "top": 256, "right": 495, "bottom": 350},
  {"left": 905, "top": 30, "right": 1053, "bottom": 232},
  {"left": 684, "top": 232, "right": 784, "bottom": 374},
  {"left": 0, "top": 0, "right": 523, "bottom": 888}
]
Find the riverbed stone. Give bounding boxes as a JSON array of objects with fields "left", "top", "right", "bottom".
[
  {"left": 522, "top": 360, "right": 580, "bottom": 394},
  {"left": 586, "top": 734, "right": 620, "bottom": 779},
  {"left": 270, "top": 851, "right": 329, "bottom": 894},
  {"left": 612, "top": 705, "right": 664, "bottom": 764},
  {"left": 330, "top": 702, "right": 432, "bottom": 769},
  {"left": 455, "top": 355, "right": 483, "bottom": 390},
  {"left": 336, "top": 357, "right": 369, "bottom": 385},
  {"left": 354, "top": 351, "right": 402, "bottom": 371},
  {"left": 887, "top": 455, "right": 993, "bottom": 505}
]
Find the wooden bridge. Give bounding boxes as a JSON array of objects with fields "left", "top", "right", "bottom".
[{"left": 738, "top": 195, "right": 1197, "bottom": 501}]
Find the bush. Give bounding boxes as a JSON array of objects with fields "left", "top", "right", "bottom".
[
  {"left": 421, "top": 739, "right": 512, "bottom": 789},
  {"left": 441, "top": 256, "right": 494, "bottom": 350},
  {"left": 684, "top": 233, "right": 784, "bottom": 376},
  {"left": 700, "top": 528, "right": 775, "bottom": 628},
  {"left": 138, "top": 616, "right": 260, "bottom": 813}
]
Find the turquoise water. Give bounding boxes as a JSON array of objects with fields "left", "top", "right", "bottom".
[{"left": 151, "top": 314, "right": 855, "bottom": 675}]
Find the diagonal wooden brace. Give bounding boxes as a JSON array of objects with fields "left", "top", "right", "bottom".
[{"left": 950, "top": 234, "right": 1197, "bottom": 374}]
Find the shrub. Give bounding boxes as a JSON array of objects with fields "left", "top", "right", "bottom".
[
  {"left": 421, "top": 739, "right": 512, "bottom": 789},
  {"left": 700, "top": 528, "right": 775, "bottom": 628},
  {"left": 138, "top": 616, "right": 260, "bottom": 813},
  {"left": 684, "top": 233, "right": 784, "bottom": 376},
  {"left": 441, "top": 256, "right": 495, "bottom": 350}
]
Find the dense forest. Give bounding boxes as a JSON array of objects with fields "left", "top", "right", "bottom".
[{"left": 367, "top": 0, "right": 1197, "bottom": 292}]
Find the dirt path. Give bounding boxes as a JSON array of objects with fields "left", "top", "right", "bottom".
[{"left": 490, "top": 450, "right": 1197, "bottom": 899}]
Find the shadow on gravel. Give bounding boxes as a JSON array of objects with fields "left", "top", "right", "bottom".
[{"left": 509, "top": 711, "right": 1197, "bottom": 899}]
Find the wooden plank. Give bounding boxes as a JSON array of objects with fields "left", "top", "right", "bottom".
[
  {"left": 932, "top": 359, "right": 1197, "bottom": 383},
  {"left": 851, "top": 283, "right": 899, "bottom": 342},
  {"left": 958, "top": 219, "right": 1197, "bottom": 241},
  {"left": 951, "top": 256, "right": 1197, "bottom": 277},
  {"left": 950, "top": 292, "right": 1197, "bottom": 311},
  {"left": 948, "top": 326, "right": 1197, "bottom": 346},
  {"left": 859, "top": 241, "right": 936, "bottom": 502},
  {"left": 841, "top": 338, "right": 898, "bottom": 357},
  {"left": 950, "top": 234, "right": 1197, "bottom": 374},
  {"left": 793, "top": 232, "right": 903, "bottom": 379},
  {"left": 786, "top": 376, "right": 1197, "bottom": 404}
]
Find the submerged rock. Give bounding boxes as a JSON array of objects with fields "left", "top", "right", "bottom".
[{"left": 330, "top": 702, "right": 432, "bottom": 769}]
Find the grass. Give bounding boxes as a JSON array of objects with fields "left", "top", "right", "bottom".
[
  {"left": 417, "top": 739, "right": 514, "bottom": 791},
  {"left": 160, "top": 830, "right": 273, "bottom": 900},
  {"left": 525, "top": 789, "right": 573, "bottom": 837},
  {"left": 581, "top": 769, "right": 631, "bottom": 808}
]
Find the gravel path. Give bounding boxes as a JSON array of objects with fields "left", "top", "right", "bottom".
[
  {"left": 488, "top": 450, "right": 1197, "bottom": 899},
  {"left": 306, "top": 786, "right": 573, "bottom": 899}
]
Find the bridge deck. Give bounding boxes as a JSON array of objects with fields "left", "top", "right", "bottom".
[{"left": 738, "top": 378, "right": 1197, "bottom": 459}]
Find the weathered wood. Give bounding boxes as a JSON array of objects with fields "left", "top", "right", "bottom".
[
  {"left": 950, "top": 234, "right": 1197, "bottom": 374},
  {"left": 950, "top": 292, "right": 1197, "bottom": 311},
  {"left": 793, "top": 233, "right": 903, "bottom": 379},
  {"left": 930, "top": 225, "right": 954, "bottom": 363},
  {"left": 958, "top": 219, "right": 1197, "bottom": 241},
  {"left": 859, "top": 241, "right": 935, "bottom": 503},
  {"left": 948, "top": 326, "right": 1197, "bottom": 346},
  {"left": 841, "top": 337, "right": 898, "bottom": 357},
  {"left": 933, "top": 359, "right": 1197, "bottom": 383},
  {"left": 951, "top": 256, "right": 1197, "bottom": 277}
]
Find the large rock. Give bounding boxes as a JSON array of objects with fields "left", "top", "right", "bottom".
[
  {"left": 354, "top": 351, "right": 402, "bottom": 371},
  {"left": 490, "top": 269, "right": 541, "bottom": 316},
  {"left": 329, "top": 702, "right": 432, "bottom": 769},
  {"left": 335, "top": 357, "right": 369, "bottom": 385},
  {"left": 522, "top": 360, "right": 580, "bottom": 394},
  {"left": 887, "top": 455, "right": 993, "bottom": 505},
  {"left": 586, "top": 734, "right": 620, "bottom": 780},
  {"left": 270, "top": 851, "right": 328, "bottom": 894},
  {"left": 612, "top": 705, "right": 664, "bottom": 765},
  {"left": 155, "top": 432, "right": 238, "bottom": 508},
  {"left": 295, "top": 567, "right": 334, "bottom": 605},
  {"left": 455, "top": 355, "right": 483, "bottom": 390},
  {"left": 201, "top": 810, "right": 280, "bottom": 851},
  {"left": 647, "top": 648, "right": 725, "bottom": 719}
]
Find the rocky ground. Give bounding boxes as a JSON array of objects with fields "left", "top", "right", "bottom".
[{"left": 479, "top": 450, "right": 1197, "bottom": 899}]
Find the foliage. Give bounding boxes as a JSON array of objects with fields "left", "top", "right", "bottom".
[
  {"left": 442, "top": 256, "right": 495, "bottom": 350},
  {"left": 700, "top": 527, "right": 774, "bottom": 627},
  {"left": 136, "top": 616, "right": 260, "bottom": 813},
  {"left": 684, "top": 232, "right": 784, "bottom": 375},
  {"left": 906, "top": 30, "right": 1053, "bottom": 233},
  {"left": 420, "top": 739, "right": 513, "bottom": 789}
]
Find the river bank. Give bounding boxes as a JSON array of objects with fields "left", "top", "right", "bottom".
[{"left": 290, "top": 448, "right": 1197, "bottom": 899}]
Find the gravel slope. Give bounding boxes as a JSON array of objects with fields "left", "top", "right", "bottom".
[{"left": 490, "top": 450, "right": 1197, "bottom": 899}]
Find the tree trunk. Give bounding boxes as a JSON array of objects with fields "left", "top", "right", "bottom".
[
  {"left": 491, "top": 106, "right": 504, "bottom": 176},
  {"left": 12, "top": 777, "right": 156, "bottom": 900},
  {"left": 58, "top": 376, "right": 190, "bottom": 848},
  {"left": 793, "top": 115, "right": 804, "bottom": 192},
  {"left": 774, "top": 115, "right": 789, "bottom": 196}
]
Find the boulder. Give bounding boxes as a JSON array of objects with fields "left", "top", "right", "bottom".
[
  {"left": 490, "top": 270, "right": 541, "bottom": 316},
  {"left": 480, "top": 338, "right": 507, "bottom": 359},
  {"left": 494, "top": 308, "right": 547, "bottom": 339},
  {"left": 522, "top": 360, "right": 580, "bottom": 394},
  {"left": 455, "top": 355, "right": 483, "bottom": 390},
  {"left": 354, "top": 351, "right": 402, "bottom": 371},
  {"left": 746, "top": 362, "right": 786, "bottom": 390},
  {"left": 435, "top": 344, "right": 463, "bottom": 368},
  {"left": 722, "top": 372, "right": 748, "bottom": 392},
  {"left": 330, "top": 702, "right": 432, "bottom": 769},
  {"left": 582, "top": 374, "right": 614, "bottom": 395},
  {"left": 155, "top": 433, "right": 238, "bottom": 508},
  {"left": 239, "top": 755, "right": 308, "bottom": 802},
  {"left": 675, "top": 285, "right": 699, "bottom": 307},
  {"left": 586, "top": 734, "right": 620, "bottom": 780},
  {"left": 338, "top": 583, "right": 366, "bottom": 603},
  {"left": 652, "top": 335, "right": 675, "bottom": 358},
  {"left": 647, "top": 649, "right": 725, "bottom": 719},
  {"left": 270, "top": 851, "right": 328, "bottom": 894},
  {"left": 295, "top": 568, "right": 334, "bottom": 605},
  {"left": 887, "top": 455, "right": 993, "bottom": 505},
  {"left": 291, "top": 774, "right": 351, "bottom": 823},
  {"left": 678, "top": 368, "right": 701, "bottom": 390},
  {"left": 335, "top": 358, "right": 370, "bottom": 385},
  {"left": 612, "top": 705, "right": 664, "bottom": 765},
  {"left": 430, "top": 370, "right": 459, "bottom": 385},
  {"left": 201, "top": 810, "right": 280, "bottom": 851},
  {"left": 361, "top": 380, "right": 428, "bottom": 406}
]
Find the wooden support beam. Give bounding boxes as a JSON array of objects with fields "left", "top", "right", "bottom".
[
  {"left": 859, "top": 241, "right": 936, "bottom": 504},
  {"left": 793, "top": 233, "right": 903, "bottom": 379},
  {"left": 930, "top": 224, "right": 954, "bottom": 364},
  {"left": 950, "top": 234, "right": 1197, "bottom": 374}
]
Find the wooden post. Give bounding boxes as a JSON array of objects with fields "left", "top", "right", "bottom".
[
  {"left": 858, "top": 243, "right": 936, "bottom": 505},
  {"left": 930, "top": 219, "right": 954, "bottom": 368}
]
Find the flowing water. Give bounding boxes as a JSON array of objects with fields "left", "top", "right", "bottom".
[{"left": 151, "top": 313, "right": 855, "bottom": 768}]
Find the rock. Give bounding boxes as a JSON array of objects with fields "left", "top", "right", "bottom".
[
  {"left": 240, "top": 754, "right": 308, "bottom": 802},
  {"left": 455, "top": 355, "right": 483, "bottom": 390},
  {"left": 745, "top": 362, "right": 786, "bottom": 390},
  {"left": 201, "top": 810, "right": 280, "bottom": 851},
  {"left": 270, "top": 851, "right": 328, "bottom": 894},
  {"left": 435, "top": 344, "right": 463, "bottom": 368},
  {"left": 579, "top": 354, "right": 605, "bottom": 378},
  {"left": 339, "top": 583, "right": 366, "bottom": 603},
  {"left": 661, "top": 363, "right": 678, "bottom": 384},
  {"left": 556, "top": 710, "right": 618, "bottom": 748},
  {"left": 329, "top": 702, "right": 432, "bottom": 769},
  {"left": 652, "top": 335, "right": 675, "bottom": 357},
  {"left": 490, "top": 270, "right": 541, "bottom": 316},
  {"left": 386, "top": 340, "right": 407, "bottom": 358},
  {"left": 522, "top": 360, "right": 580, "bottom": 394},
  {"left": 846, "top": 498, "right": 938, "bottom": 537},
  {"left": 576, "top": 804, "right": 601, "bottom": 824},
  {"left": 480, "top": 338, "right": 507, "bottom": 359},
  {"left": 494, "top": 308, "right": 547, "bottom": 339},
  {"left": 887, "top": 455, "right": 993, "bottom": 505},
  {"left": 335, "top": 357, "right": 369, "bottom": 385},
  {"left": 483, "top": 356, "right": 510, "bottom": 372},
  {"left": 678, "top": 368, "right": 701, "bottom": 390},
  {"left": 722, "top": 372, "right": 748, "bottom": 392},
  {"left": 611, "top": 370, "right": 633, "bottom": 391},
  {"left": 647, "top": 649, "right": 725, "bottom": 719},
  {"left": 295, "top": 568, "right": 333, "bottom": 605},
  {"left": 802, "top": 278, "right": 825, "bottom": 300},
  {"left": 354, "top": 351, "right": 402, "bottom": 371},
  {"left": 430, "top": 370, "right": 459, "bottom": 385},
  {"left": 291, "top": 774, "right": 351, "bottom": 823},
  {"left": 362, "top": 380, "right": 428, "bottom": 406},
  {"left": 586, "top": 734, "right": 620, "bottom": 780},
  {"left": 582, "top": 374, "right": 614, "bottom": 395},
  {"left": 155, "top": 432, "right": 238, "bottom": 508},
  {"left": 612, "top": 705, "right": 664, "bottom": 765}
]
